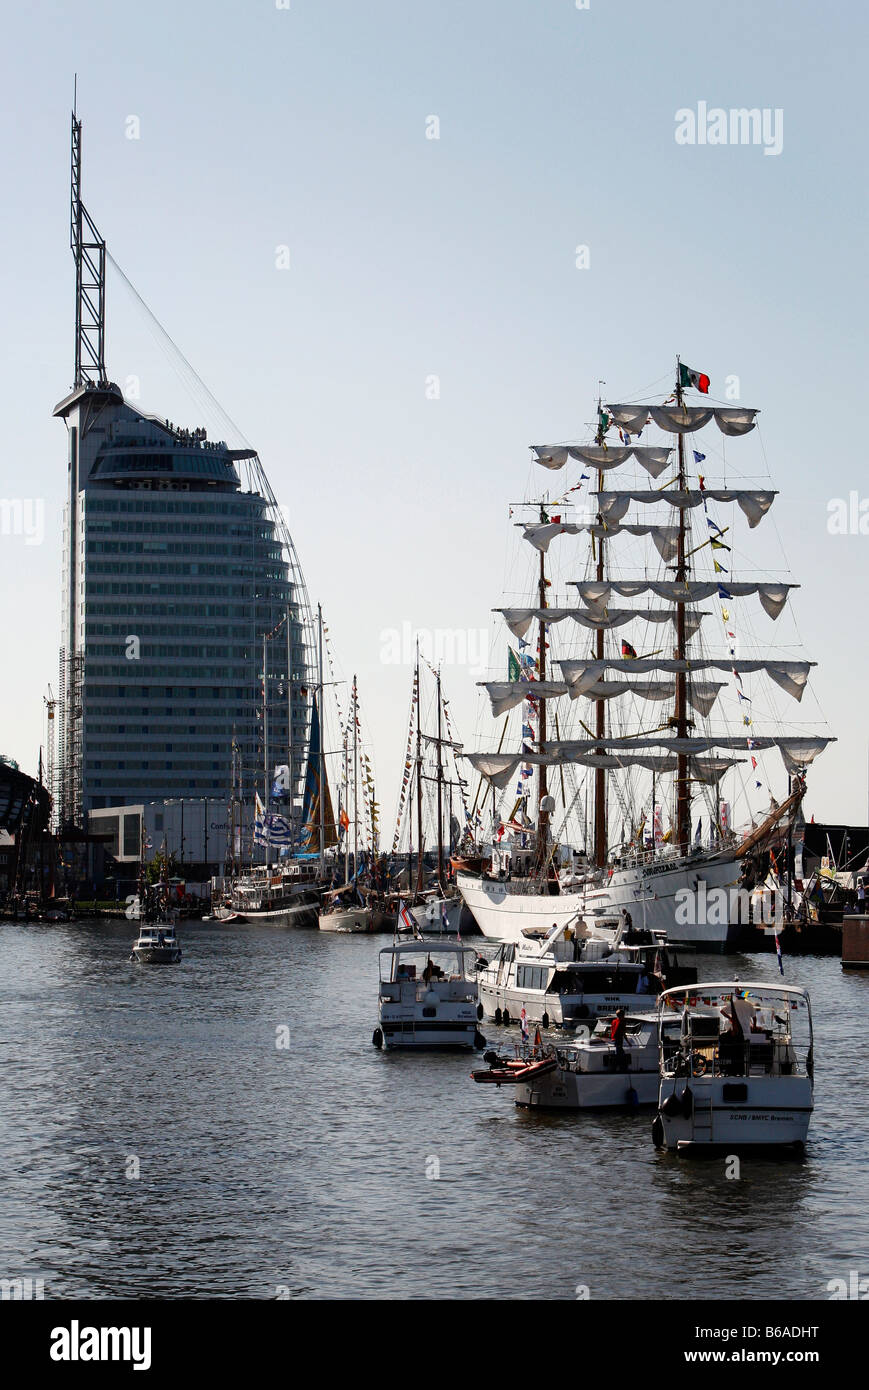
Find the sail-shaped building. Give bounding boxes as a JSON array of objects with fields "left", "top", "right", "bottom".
[{"left": 55, "top": 112, "right": 312, "bottom": 831}]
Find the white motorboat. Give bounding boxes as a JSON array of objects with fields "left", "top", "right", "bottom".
[
  {"left": 131, "top": 923, "right": 182, "bottom": 965},
  {"left": 472, "top": 1011, "right": 673, "bottom": 1109},
  {"left": 373, "top": 941, "right": 485, "bottom": 1050},
  {"left": 476, "top": 920, "right": 695, "bottom": 1029},
  {"left": 652, "top": 981, "right": 814, "bottom": 1152},
  {"left": 319, "top": 901, "right": 375, "bottom": 933}
]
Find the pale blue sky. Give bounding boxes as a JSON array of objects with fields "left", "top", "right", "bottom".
[{"left": 1, "top": 0, "right": 867, "bottom": 830}]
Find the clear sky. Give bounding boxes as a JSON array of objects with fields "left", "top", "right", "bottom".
[{"left": 1, "top": 0, "right": 867, "bottom": 832}]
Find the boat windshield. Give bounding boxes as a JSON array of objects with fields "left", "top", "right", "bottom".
[
  {"left": 380, "top": 947, "right": 475, "bottom": 983},
  {"left": 658, "top": 984, "right": 812, "bottom": 1080}
]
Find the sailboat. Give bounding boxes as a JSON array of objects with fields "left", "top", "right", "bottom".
[
  {"left": 224, "top": 604, "right": 336, "bottom": 924},
  {"left": 391, "top": 650, "right": 468, "bottom": 934},
  {"left": 457, "top": 359, "right": 834, "bottom": 950},
  {"left": 319, "top": 674, "right": 376, "bottom": 932}
]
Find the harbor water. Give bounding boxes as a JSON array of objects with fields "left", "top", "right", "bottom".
[{"left": 2, "top": 918, "right": 867, "bottom": 1300}]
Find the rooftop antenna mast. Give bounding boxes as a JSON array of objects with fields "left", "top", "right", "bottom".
[{"left": 70, "top": 86, "right": 107, "bottom": 386}]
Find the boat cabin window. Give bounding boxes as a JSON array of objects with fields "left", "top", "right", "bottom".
[{"left": 516, "top": 965, "right": 549, "bottom": 991}]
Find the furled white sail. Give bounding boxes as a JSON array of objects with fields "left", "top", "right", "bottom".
[
  {"left": 577, "top": 679, "right": 724, "bottom": 717},
  {"left": 606, "top": 403, "right": 759, "bottom": 436},
  {"left": 495, "top": 606, "right": 707, "bottom": 638},
  {"left": 466, "top": 750, "right": 748, "bottom": 784},
  {"left": 480, "top": 680, "right": 570, "bottom": 716},
  {"left": 532, "top": 443, "right": 673, "bottom": 478},
  {"left": 572, "top": 579, "right": 796, "bottom": 621},
  {"left": 569, "top": 608, "right": 707, "bottom": 636},
  {"left": 521, "top": 521, "right": 680, "bottom": 561},
  {"left": 558, "top": 658, "right": 814, "bottom": 701},
  {"left": 596, "top": 489, "right": 776, "bottom": 528}
]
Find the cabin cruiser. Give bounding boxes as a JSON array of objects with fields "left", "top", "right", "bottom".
[
  {"left": 472, "top": 1011, "right": 675, "bottom": 1109},
  {"left": 373, "top": 941, "right": 485, "bottom": 1050},
  {"left": 476, "top": 920, "right": 695, "bottom": 1029},
  {"left": 131, "top": 923, "right": 182, "bottom": 965},
  {"left": 653, "top": 982, "right": 814, "bottom": 1152}
]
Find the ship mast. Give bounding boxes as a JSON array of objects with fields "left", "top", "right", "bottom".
[
  {"left": 674, "top": 356, "right": 691, "bottom": 853},
  {"left": 535, "top": 503, "right": 550, "bottom": 871},
  {"left": 593, "top": 391, "right": 608, "bottom": 867},
  {"left": 415, "top": 644, "right": 424, "bottom": 897},
  {"left": 436, "top": 666, "right": 444, "bottom": 890}
]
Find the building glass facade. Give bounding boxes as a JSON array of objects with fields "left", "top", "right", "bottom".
[{"left": 56, "top": 385, "right": 310, "bottom": 821}]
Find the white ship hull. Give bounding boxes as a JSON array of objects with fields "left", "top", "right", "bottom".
[
  {"left": 319, "top": 905, "right": 375, "bottom": 933},
  {"left": 581, "top": 852, "right": 745, "bottom": 950},
  {"left": 457, "top": 874, "right": 589, "bottom": 943}
]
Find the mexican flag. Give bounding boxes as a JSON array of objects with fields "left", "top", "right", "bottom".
[
  {"left": 508, "top": 647, "right": 521, "bottom": 681},
  {"left": 679, "top": 362, "right": 710, "bottom": 394}
]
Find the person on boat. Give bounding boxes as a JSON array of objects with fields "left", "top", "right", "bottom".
[{"left": 611, "top": 1008, "right": 628, "bottom": 1069}]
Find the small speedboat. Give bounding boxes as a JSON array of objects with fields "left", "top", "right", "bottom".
[
  {"left": 131, "top": 923, "right": 182, "bottom": 965},
  {"left": 653, "top": 981, "right": 814, "bottom": 1152}
]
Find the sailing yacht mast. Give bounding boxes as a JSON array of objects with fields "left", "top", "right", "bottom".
[
  {"left": 343, "top": 689, "right": 350, "bottom": 884},
  {"left": 263, "top": 633, "right": 269, "bottom": 865},
  {"left": 436, "top": 666, "right": 444, "bottom": 889},
  {"left": 415, "top": 644, "right": 424, "bottom": 895},
  {"left": 286, "top": 607, "right": 293, "bottom": 851},
  {"left": 674, "top": 356, "right": 691, "bottom": 853},
  {"left": 352, "top": 675, "right": 359, "bottom": 880},
  {"left": 318, "top": 603, "right": 325, "bottom": 875}
]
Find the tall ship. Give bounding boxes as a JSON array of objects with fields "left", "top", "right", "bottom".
[{"left": 458, "top": 360, "right": 834, "bottom": 949}]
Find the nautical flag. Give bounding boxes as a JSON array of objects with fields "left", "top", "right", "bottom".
[
  {"left": 398, "top": 899, "right": 419, "bottom": 934},
  {"left": 775, "top": 933, "right": 784, "bottom": 975},
  {"left": 339, "top": 805, "right": 350, "bottom": 833},
  {"left": 621, "top": 639, "right": 637, "bottom": 659},
  {"left": 520, "top": 1006, "right": 529, "bottom": 1043},
  {"left": 717, "top": 584, "right": 733, "bottom": 600},
  {"left": 508, "top": 648, "right": 521, "bottom": 681},
  {"left": 534, "top": 1025, "right": 543, "bottom": 1048},
  {"left": 694, "top": 819, "right": 702, "bottom": 845},
  {"left": 679, "top": 362, "right": 710, "bottom": 394},
  {"left": 441, "top": 902, "right": 450, "bottom": 933},
  {"left": 693, "top": 450, "right": 706, "bottom": 464}
]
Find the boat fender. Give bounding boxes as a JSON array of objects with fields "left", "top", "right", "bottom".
[
  {"left": 541, "top": 1012, "right": 550, "bottom": 1029},
  {"left": 652, "top": 1115, "right": 665, "bottom": 1148},
  {"left": 502, "top": 1008, "right": 510, "bottom": 1025},
  {"left": 476, "top": 1004, "right": 484, "bottom": 1021},
  {"left": 494, "top": 1008, "right": 502, "bottom": 1026},
  {"left": 474, "top": 1030, "right": 487, "bottom": 1051},
  {"left": 680, "top": 1086, "right": 693, "bottom": 1118},
  {"left": 661, "top": 1093, "right": 682, "bottom": 1118},
  {"left": 484, "top": 1050, "right": 499, "bottom": 1065},
  {"left": 626, "top": 1086, "right": 639, "bottom": 1108},
  {"left": 372, "top": 1028, "right": 383, "bottom": 1049}
]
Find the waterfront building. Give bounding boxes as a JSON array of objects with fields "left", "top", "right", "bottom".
[{"left": 55, "top": 112, "right": 312, "bottom": 829}]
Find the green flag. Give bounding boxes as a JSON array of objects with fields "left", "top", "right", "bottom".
[{"left": 507, "top": 648, "right": 521, "bottom": 681}]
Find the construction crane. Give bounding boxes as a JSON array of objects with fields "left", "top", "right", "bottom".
[{"left": 44, "top": 686, "right": 57, "bottom": 831}]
